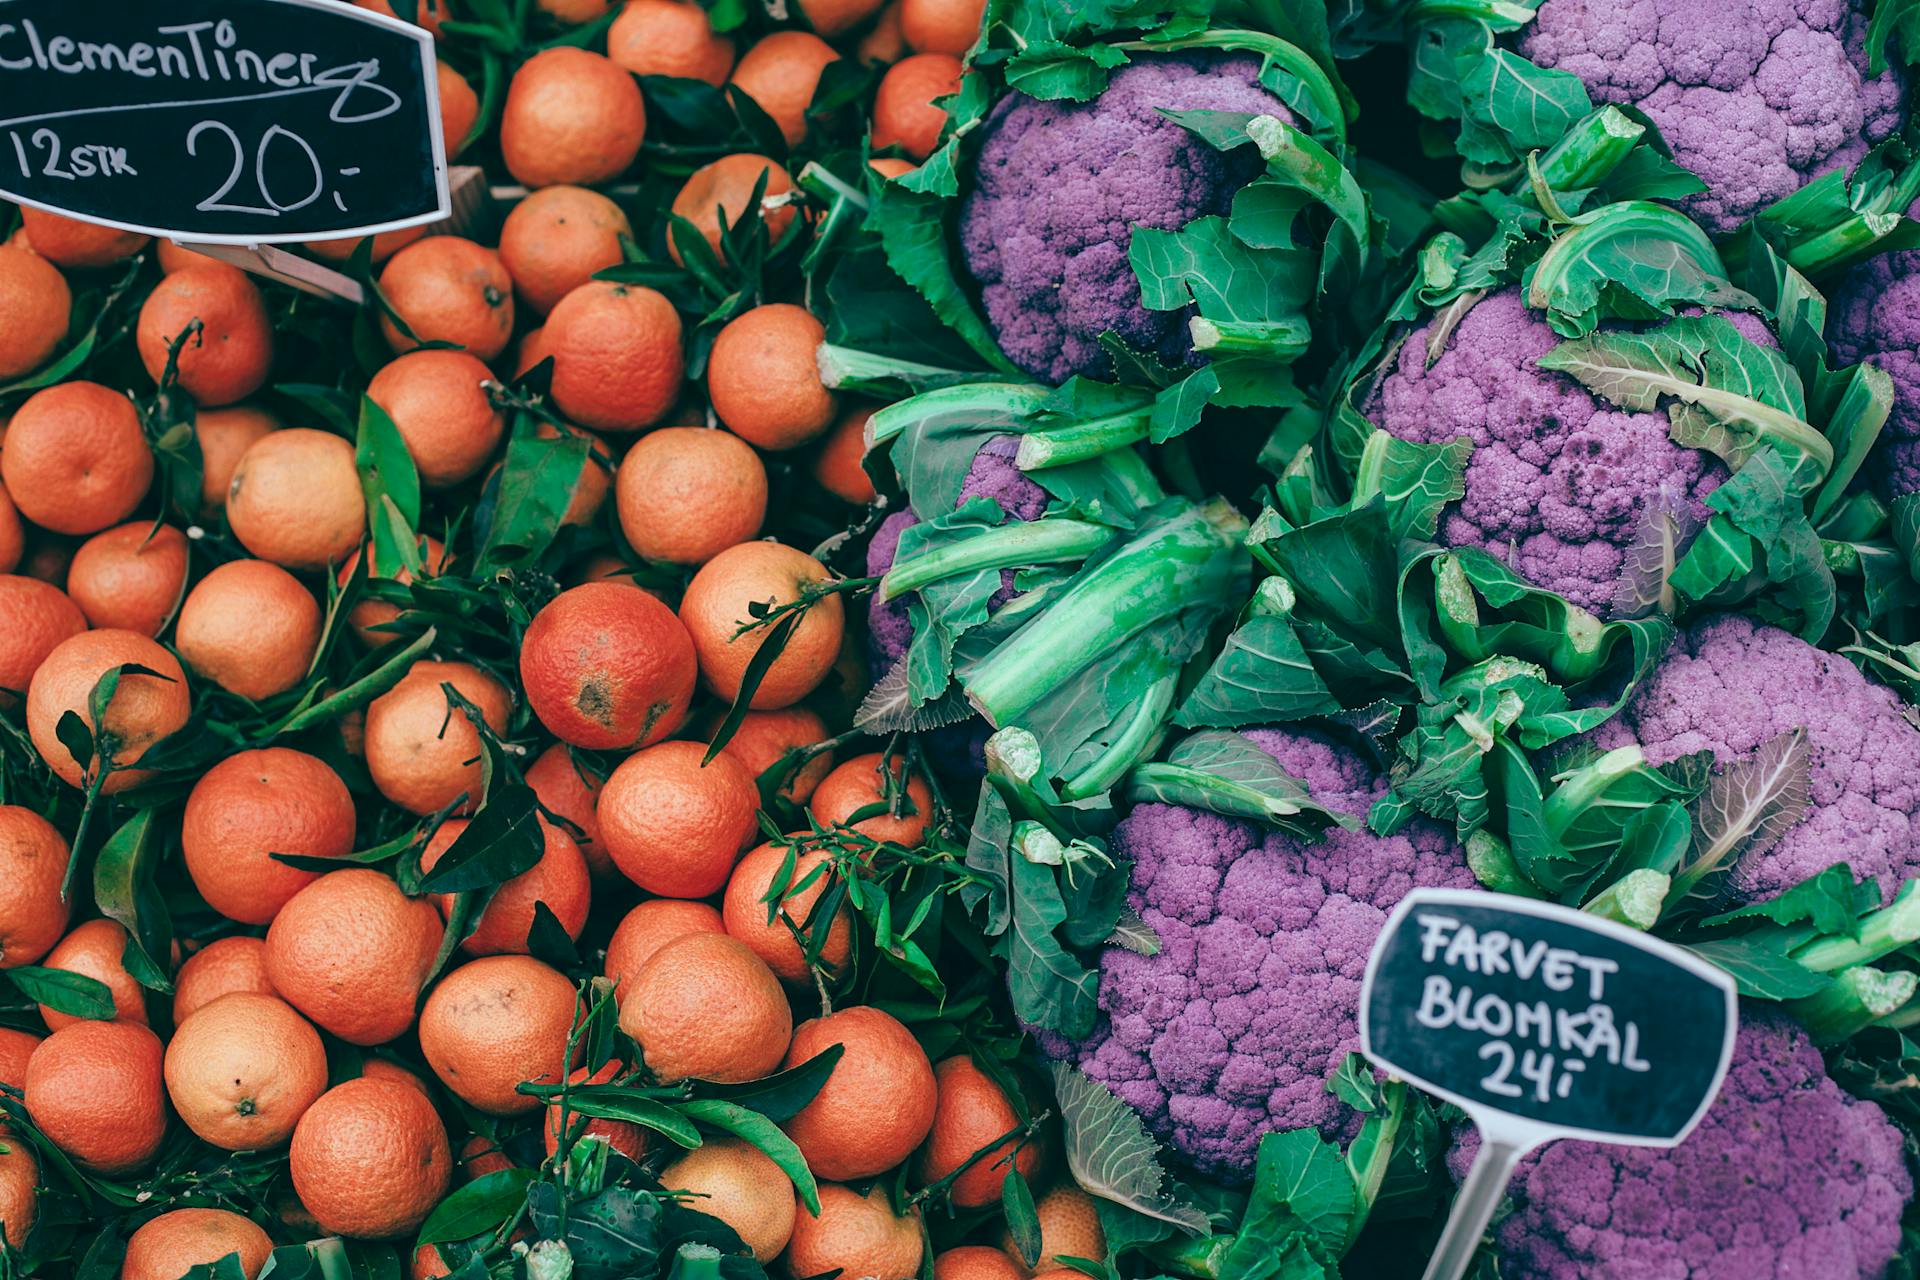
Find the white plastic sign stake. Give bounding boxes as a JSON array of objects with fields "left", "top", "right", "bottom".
[{"left": 1359, "top": 889, "right": 1738, "bottom": 1280}]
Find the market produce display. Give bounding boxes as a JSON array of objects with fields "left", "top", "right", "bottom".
[{"left": 11, "top": 0, "right": 1920, "bottom": 1278}]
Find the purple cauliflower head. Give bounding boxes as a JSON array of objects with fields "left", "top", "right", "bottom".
[
  {"left": 1450, "top": 1012, "right": 1912, "bottom": 1280},
  {"left": 960, "top": 52, "right": 1290, "bottom": 384},
  {"left": 1828, "top": 244, "right": 1920, "bottom": 500},
  {"left": 1366, "top": 287, "right": 1743, "bottom": 617},
  {"left": 1048, "top": 727, "right": 1475, "bottom": 1182},
  {"left": 1519, "top": 0, "right": 1905, "bottom": 235},
  {"left": 1594, "top": 612, "right": 1920, "bottom": 904}
]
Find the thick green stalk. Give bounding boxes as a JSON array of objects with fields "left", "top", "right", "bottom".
[
  {"left": 1059, "top": 671, "right": 1176, "bottom": 802},
  {"left": 864, "top": 382, "right": 1053, "bottom": 447},
  {"left": 1542, "top": 746, "right": 1649, "bottom": 840},
  {"left": 1788, "top": 880, "right": 1920, "bottom": 971},
  {"left": 1466, "top": 830, "right": 1543, "bottom": 897},
  {"left": 1583, "top": 869, "right": 1669, "bottom": 930},
  {"left": 1432, "top": 555, "right": 1489, "bottom": 662},
  {"left": 815, "top": 344, "right": 979, "bottom": 396},
  {"left": 985, "top": 727, "right": 1067, "bottom": 838},
  {"left": 1016, "top": 410, "right": 1154, "bottom": 470},
  {"left": 963, "top": 502, "right": 1248, "bottom": 725},
  {"left": 1788, "top": 966, "right": 1918, "bottom": 1042},
  {"left": 1785, "top": 210, "right": 1904, "bottom": 279},
  {"left": 1188, "top": 317, "right": 1313, "bottom": 362},
  {"left": 879, "top": 519, "right": 1114, "bottom": 602},
  {"left": 1532, "top": 107, "right": 1646, "bottom": 193}
]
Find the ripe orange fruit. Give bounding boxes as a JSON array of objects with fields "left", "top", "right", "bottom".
[
  {"left": 604, "top": 898, "right": 724, "bottom": 995},
  {"left": 193, "top": 405, "right": 278, "bottom": 516},
  {"left": 619, "top": 932, "right": 791, "bottom": 1083},
  {"left": 379, "top": 236, "right": 515, "bottom": 360},
  {"left": 858, "top": 3, "right": 908, "bottom": 64},
  {"left": 458, "top": 1132, "right": 512, "bottom": 1179},
  {"left": 368, "top": 350, "right": 506, "bottom": 488},
  {"left": 265, "top": 869, "right": 445, "bottom": 1045},
  {"left": 1, "top": 381, "right": 151, "bottom": 535},
  {"left": 918, "top": 1057, "right": 1040, "bottom": 1208},
  {"left": 413, "top": 1245, "right": 452, "bottom": 1280},
  {"left": 659, "top": 1137, "right": 796, "bottom": 1262},
  {"left": 544, "top": 1058, "right": 648, "bottom": 1161},
  {"left": 515, "top": 325, "right": 552, "bottom": 377},
  {"left": 290, "top": 1076, "right": 451, "bottom": 1239},
  {"left": 525, "top": 743, "right": 610, "bottom": 879},
  {"left": 0, "top": 806, "right": 70, "bottom": 969},
  {"left": 704, "top": 705, "right": 834, "bottom": 803},
  {"left": 0, "top": 1125, "right": 34, "bottom": 1248},
  {"left": 65, "top": 522, "right": 187, "bottom": 636},
  {"left": 226, "top": 427, "right": 367, "bottom": 570},
  {"left": 176, "top": 559, "right": 322, "bottom": 701},
  {"left": 499, "top": 186, "right": 632, "bottom": 316},
  {"left": 615, "top": 427, "right": 767, "bottom": 566},
  {"left": 136, "top": 263, "right": 273, "bottom": 407},
  {"left": 421, "top": 814, "right": 591, "bottom": 955},
  {"left": 707, "top": 304, "right": 838, "bottom": 451},
  {"left": 37, "top": 918, "right": 148, "bottom": 1029},
  {"left": 23, "top": 1020, "right": 167, "bottom": 1174},
  {"left": 362, "top": 1057, "right": 433, "bottom": 1098},
  {"left": 0, "top": 242, "right": 69, "bottom": 379},
  {"left": 363, "top": 659, "right": 513, "bottom": 815},
  {"left": 172, "top": 936, "right": 277, "bottom": 1023},
  {"left": 544, "top": 280, "right": 684, "bottom": 433},
  {"left": 679, "top": 541, "right": 845, "bottom": 709},
  {"left": 729, "top": 32, "right": 840, "bottom": 148},
  {"left": 0, "top": 575, "right": 83, "bottom": 701},
  {"left": 1005, "top": 1186, "right": 1106, "bottom": 1274},
  {"left": 785, "top": 1185, "right": 923, "bottom": 1280},
  {"left": 17, "top": 208, "right": 148, "bottom": 269},
  {"left": 722, "top": 841, "right": 852, "bottom": 982},
  {"left": 520, "top": 582, "right": 697, "bottom": 751},
  {"left": 935, "top": 1248, "right": 1027, "bottom": 1280},
  {"left": 501, "top": 48, "right": 647, "bottom": 189},
  {"left": 812, "top": 753, "right": 935, "bottom": 846},
  {"left": 304, "top": 226, "right": 427, "bottom": 266},
  {"left": 608, "top": 0, "right": 735, "bottom": 84},
  {"left": 869, "top": 156, "right": 917, "bottom": 179},
  {"left": 781, "top": 1006, "right": 934, "bottom": 1179},
  {"left": 0, "top": 1027, "right": 42, "bottom": 1090},
  {"left": 165, "top": 992, "right": 328, "bottom": 1149},
  {"left": 354, "top": 0, "right": 451, "bottom": 36},
  {"left": 797, "top": 0, "right": 886, "bottom": 35},
  {"left": 418, "top": 954, "right": 582, "bottom": 1115},
  {"left": 26, "top": 629, "right": 191, "bottom": 793},
  {"left": 156, "top": 241, "right": 211, "bottom": 274},
  {"left": 439, "top": 60, "right": 479, "bottom": 157},
  {"left": 872, "top": 53, "right": 963, "bottom": 160},
  {"left": 540, "top": 0, "right": 613, "bottom": 22},
  {"left": 813, "top": 405, "right": 878, "bottom": 505},
  {"left": 899, "top": 0, "right": 982, "bottom": 54},
  {"left": 122, "top": 1208, "right": 274, "bottom": 1280},
  {"left": 0, "top": 485, "right": 21, "bottom": 574},
  {"left": 669, "top": 155, "right": 797, "bottom": 265},
  {"left": 182, "top": 747, "right": 356, "bottom": 925},
  {"left": 339, "top": 535, "right": 448, "bottom": 649},
  {"left": 597, "top": 740, "right": 758, "bottom": 898}
]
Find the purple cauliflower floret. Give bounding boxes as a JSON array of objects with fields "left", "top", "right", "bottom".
[
  {"left": 1364, "top": 288, "right": 1763, "bottom": 617},
  {"left": 1593, "top": 612, "right": 1920, "bottom": 904},
  {"left": 1450, "top": 1012, "right": 1912, "bottom": 1279},
  {"left": 1519, "top": 0, "right": 1905, "bottom": 235},
  {"left": 959, "top": 53, "right": 1290, "bottom": 384},
  {"left": 1047, "top": 727, "right": 1475, "bottom": 1182},
  {"left": 1829, "top": 244, "right": 1920, "bottom": 500}
]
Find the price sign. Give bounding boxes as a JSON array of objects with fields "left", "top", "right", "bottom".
[
  {"left": 1359, "top": 889, "right": 1737, "bottom": 1280},
  {"left": 0, "top": 0, "right": 449, "bottom": 244}
]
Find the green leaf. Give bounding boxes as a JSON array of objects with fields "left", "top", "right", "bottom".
[
  {"left": 1127, "top": 731, "right": 1353, "bottom": 830},
  {"left": 1004, "top": 1168, "right": 1043, "bottom": 1266},
  {"left": 416, "top": 1168, "right": 538, "bottom": 1245},
  {"left": 675, "top": 1099, "right": 821, "bottom": 1215},
  {"left": 1221, "top": 1129, "right": 1357, "bottom": 1273},
  {"left": 1052, "top": 1063, "right": 1210, "bottom": 1235},
  {"left": 1672, "top": 727, "right": 1811, "bottom": 904},
  {"left": 1703, "top": 862, "right": 1877, "bottom": 935},
  {"left": 414, "top": 784, "right": 544, "bottom": 894},
  {"left": 1175, "top": 611, "right": 1343, "bottom": 729},
  {"left": 8, "top": 966, "right": 116, "bottom": 1020},
  {"left": 355, "top": 395, "right": 424, "bottom": 577},
  {"left": 1686, "top": 936, "right": 1832, "bottom": 1000},
  {"left": 693, "top": 1044, "right": 843, "bottom": 1122},
  {"left": 1003, "top": 856, "right": 1100, "bottom": 1037},
  {"left": 868, "top": 181, "right": 1020, "bottom": 374},
  {"left": 1525, "top": 201, "right": 1751, "bottom": 337},
  {"left": 92, "top": 808, "right": 173, "bottom": 993},
  {"left": 1457, "top": 50, "right": 1592, "bottom": 165},
  {"left": 479, "top": 416, "right": 590, "bottom": 572},
  {"left": 1867, "top": 0, "right": 1920, "bottom": 75}
]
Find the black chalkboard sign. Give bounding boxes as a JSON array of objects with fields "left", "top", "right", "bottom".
[
  {"left": 1361, "top": 888, "right": 1737, "bottom": 1146},
  {"left": 0, "top": 0, "right": 449, "bottom": 243}
]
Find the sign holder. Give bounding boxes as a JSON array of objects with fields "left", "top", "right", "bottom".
[{"left": 1358, "top": 889, "right": 1739, "bottom": 1280}]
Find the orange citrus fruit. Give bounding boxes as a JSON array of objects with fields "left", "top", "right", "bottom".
[
  {"left": 869, "top": 156, "right": 917, "bottom": 179},
  {"left": 439, "top": 60, "right": 479, "bottom": 156},
  {"left": 420, "top": 813, "right": 592, "bottom": 955},
  {"left": 707, "top": 303, "right": 838, "bottom": 451},
  {"left": 379, "top": 236, "right": 515, "bottom": 360},
  {"left": 604, "top": 898, "right": 725, "bottom": 995},
  {"left": 608, "top": 0, "right": 735, "bottom": 84},
  {"left": 781, "top": 1006, "right": 935, "bottom": 1179},
  {"left": 619, "top": 932, "right": 791, "bottom": 1083},
  {"left": 226, "top": 427, "right": 367, "bottom": 570},
  {"left": 597, "top": 740, "right": 759, "bottom": 898},
  {"left": 37, "top": 918, "right": 148, "bottom": 1029},
  {"left": 172, "top": 935, "right": 277, "bottom": 1023},
  {"left": 182, "top": 747, "right": 356, "bottom": 925},
  {"left": 363, "top": 659, "right": 513, "bottom": 815},
  {"left": 17, "top": 208, "right": 148, "bottom": 269},
  {"left": 0, "top": 485, "right": 21, "bottom": 574},
  {"left": 0, "top": 1027, "right": 42, "bottom": 1090},
  {"left": 659, "top": 1137, "right": 796, "bottom": 1261},
  {"left": 812, "top": 405, "right": 878, "bottom": 505},
  {"left": 418, "top": 954, "right": 582, "bottom": 1115},
  {"left": 164, "top": 992, "right": 329, "bottom": 1149},
  {"left": 65, "top": 522, "right": 187, "bottom": 636},
  {"left": 304, "top": 227, "right": 427, "bottom": 266},
  {"left": 26, "top": 629, "right": 190, "bottom": 793},
  {"left": 615, "top": 426, "right": 767, "bottom": 566},
  {"left": 339, "top": 535, "right": 448, "bottom": 650},
  {"left": 525, "top": 743, "right": 611, "bottom": 879},
  {"left": 0, "top": 805, "right": 70, "bottom": 969},
  {"left": 23, "top": 1019, "right": 167, "bottom": 1174},
  {"left": 544, "top": 1058, "right": 648, "bottom": 1161},
  {"left": 899, "top": 0, "right": 983, "bottom": 55},
  {"left": 679, "top": 541, "right": 845, "bottom": 709},
  {"left": 872, "top": 53, "right": 963, "bottom": 160},
  {"left": 797, "top": 0, "right": 886, "bottom": 35},
  {"left": 193, "top": 405, "right": 278, "bottom": 516},
  {"left": 670, "top": 155, "right": 797, "bottom": 265},
  {"left": 290, "top": 1076, "right": 452, "bottom": 1239},
  {"left": 812, "top": 752, "right": 935, "bottom": 846},
  {"left": 0, "top": 381, "right": 151, "bottom": 535},
  {"left": 354, "top": 0, "right": 451, "bottom": 37},
  {"left": 499, "top": 185, "right": 632, "bottom": 316},
  {"left": 368, "top": 350, "right": 505, "bottom": 488},
  {"left": 458, "top": 1131, "right": 512, "bottom": 1178},
  {"left": 703, "top": 705, "right": 834, "bottom": 803},
  {"left": 156, "top": 241, "right": 210, "bottom": 274},
  {"left": 0, "top": 241, "right": 69, "bottom": 379},
  {"left": 363, "top": 1057, "right": 434, "bottom": 1098},
  {"left": 176, "top": 559, "right": 322, "bottom": 701},
  {"left": 0, "top": 575, "right": 84, "bottom": 701},
  {"left": 265, "top": 869, "right": 446, "bottom": 1045},
  {"left": 122, "top": 1208, "right": 274, "bottom": 1280},
  {"left": 136, "top": 263, "right": 273, "bottom": 407},
  {"left": 501, "top": 48, "right": 647, "bottom": 189},
  {"left": 1004, "top": 1186, "right": 1106, "bottom": 1274},
  {"left": 918, "top": 1056, "right": 1041, "bottom": 1208},
  {"left": 858, "top": 3, "right": 908, "bottom": 63},
  {"left": 722, "top": 841, "right": 852, "bottom": 982},
  {"left": 729, "top": 32, "right": 840, "bottom": 148},
  {"left": 544, "top": 280, "right": 685, "bottom": 433},
  {"left": 520, "top": 581, "right": 698, "bottom": 750},
  {"left": 0, "top": 1133, "right": 32, "bottom": 1249},
  {"left": 935, "top": 1249, "right": 1026, "bottom": 1280},
  {"left": 785, "top": 1185, "right": 923, "bottom": 1280}
]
